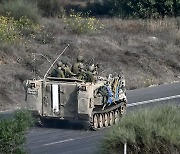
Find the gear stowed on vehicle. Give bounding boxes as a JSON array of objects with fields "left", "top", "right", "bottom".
[{"left": 23, "top": 48, "right": 127, "bottom": 130}]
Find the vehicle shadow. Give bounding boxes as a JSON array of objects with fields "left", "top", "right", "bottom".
[{"left": 36, "top": 118, "right": 91, "bottom": 131}]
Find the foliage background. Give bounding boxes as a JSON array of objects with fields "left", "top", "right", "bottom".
[{"left": 105, "top": 0, "right": 180, "bottom": 18}]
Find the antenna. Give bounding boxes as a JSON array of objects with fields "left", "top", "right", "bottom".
[
  {"left": 33, "top": 53, "right": 36, "bottom": 79},
  {"left": 43, "top": 44, "right": 70, "bottom": 80},
  {"left": 33, "top": 53, "right": 54, "bottom": 68},
  {"left": 31, "top": 53, "right": 54, "bottom": 80}
]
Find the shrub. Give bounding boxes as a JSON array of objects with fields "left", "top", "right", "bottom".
[
  {"left": 16, "top": 16, "right": 41, "bottom": 37},
  {"left": 37, "top": 0, "right": 63, "bottom": 17},
  {"left": 63, "top": 10, "right": 104, "bottom": 34},
  {"left": 35, "top": 30, "right": 54, "bottom": 44},
  {"left": 0, "top": 15, "right": 22, "bottom": 44},
  {"left": 0, "top": 109, "right": 34, "bottom": 154},
  {"left": 14, "top": 109, "right": 34, "bottom": 131},
  {"left": 1, "top": 0, "right": 39, "bottom": 24},
  {"left": 101, "top": 105, "right": 180, "bottom": 154},
  {"left": 80, "top": 2, "right": 111, "bottom": 16},
  {"left": 100, "top": 0, "right": 180, "bottom": 18},
  {"left": 0, "top": 15, "right": 41, "bottom": 44}
]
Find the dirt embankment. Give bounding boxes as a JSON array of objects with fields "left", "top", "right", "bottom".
[{"left": 0, "top": 18, "right": 180, "bottom": 111}]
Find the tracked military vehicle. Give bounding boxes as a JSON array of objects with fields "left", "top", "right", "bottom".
[
  {"left": 23, "top": 49, "right": 127, "bottom": 130},
  {"left": 24, "top": 74, "right": 127, "bottom": 130}
]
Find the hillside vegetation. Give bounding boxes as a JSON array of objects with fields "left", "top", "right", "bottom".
[{"left": 0, "top": 0, "right": 180, "bottom": 110}]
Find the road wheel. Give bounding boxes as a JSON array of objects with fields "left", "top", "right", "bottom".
[
  {"left": 120, "top": 103, "right": 126, "bottom": 115},
  {"left": 98, "top": 114, "right": 104, "bottom": 128},
  {"left": 114, "top": 110, "right": 119, "bottom": 124},
  {"left": 104, "top": 113, "right": 108, "bottom": 127},
  {"left": 109, "top": 112, "right": 114, "bottom": 126},
  {"left": 93, "top": 114, "right": 98, "bottom": 129}
]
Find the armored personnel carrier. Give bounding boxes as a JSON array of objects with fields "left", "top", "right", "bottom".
[
  {"left": 24, "top": 74, "right": 127, "bottom": 130},
  {"left": 23, "top": 51, "right": 127, "bottom": 130}
]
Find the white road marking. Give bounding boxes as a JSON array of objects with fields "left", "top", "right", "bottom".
[
  {"left": 42, "top": 139, "right": 74, "bottom": 146},
  {"left": 127, "top": 95, "right": 180, "bottom": 107},
  {"left": 41, "top": 134, "right": 101, "bottom": 147}
]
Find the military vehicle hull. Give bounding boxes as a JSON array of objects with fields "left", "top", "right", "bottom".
[{"left": 24, "top": 76, "right": 127, "bottom": 130}]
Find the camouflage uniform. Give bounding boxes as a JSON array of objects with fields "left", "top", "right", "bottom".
[
  {"left": 77, "top": 63, "right": 85, "bottom": 80},
  {"left": 85, "top": 65, "right": 95, "bottom": 82},
  {"left": 50, "top": 69, "right": 58, "bottom": 77},
  {"left": 62, "top": 63, "right": 76, "bottom": 78},
  {"left": 57, "top": 67, "right": 65, "bottom": 78},
  {"left": 51, "top": 61, "right": 65, "bottom": 78},
  {"left": 72, "top": 56, "right": 85, "bottom": 75}
]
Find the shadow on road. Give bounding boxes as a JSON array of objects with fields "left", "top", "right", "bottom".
[{"left": 36, "top": 118, "right": 90, "bottom": 131}]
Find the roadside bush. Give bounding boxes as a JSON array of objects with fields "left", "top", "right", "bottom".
[
  {"left": 14, "top": 109, "right": 34, "bottom": 131},
  {"left": 101, "top": 105, "right": 180, "bottom": 154},
  {"left": 0, "top": 109, "right": 34, "bottom": 154},
  {"left": 63, "top": 10, "right": 104, "bottom": 34},
  {"left": 1, "top": 0, "right": 39, "bottom": 24}
]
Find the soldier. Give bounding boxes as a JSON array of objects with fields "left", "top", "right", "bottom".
[
  {"left": 50, "top": 61, "right": 65, "bottom": 78},
  {"left": 77, "top": 63, "right": 85, "bottom": 80},
  {"left": 85, "top": 65, "right": 95, "bottom": 82},
  {"left": 71, "top": 55, "right": 84, "bottom": 75},
  {"left": 94, "top": 64, "right": 99, "bottom": 75},
  {"left": 62, "top": 62, "right": 76, "bottom": 78}
]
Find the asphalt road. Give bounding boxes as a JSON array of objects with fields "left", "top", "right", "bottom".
[{"left": 26, "top": 82, "right": 180, "bottom": 154}]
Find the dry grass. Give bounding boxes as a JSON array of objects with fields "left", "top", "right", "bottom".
[
  {"left": 146, "top": 18, "right": 178, "bottom": 31},
  {"left": 174, "top": 30, "right": 180, "bottom": 46}
]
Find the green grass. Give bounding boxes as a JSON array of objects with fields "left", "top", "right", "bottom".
[
  {"left": 101, "top": 105, "right": 180, "bottom": 154},
  {"left": 0, "top": 0, "right": 39, "bottom": 24},
  {"left": 0, "top": 109, "right": 34, "bottom": 154}
]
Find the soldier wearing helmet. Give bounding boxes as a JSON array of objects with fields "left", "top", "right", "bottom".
[
  {"left": 79, "top": 63, "right": 84, "bottom": 70},
  {"left": 77, "top": 55, "right": 83, "bottom": 62},
  {"left": 77, "top": 63, "right": 85, "bottom": 80},
  {"left": 62, "top": 62, "right": 76, "bottom": 78},
  {"left": 85, "top": 65, "right": 95, "bottom": 82},
  {"left": 57, "top": 61, "right": 63, "bottom": 67},
  {"left": 71, "top": 55, "right": 85, "bottom": 75},
  {"left": 50, "top": 61, "right": 65, "bottom": 78}
]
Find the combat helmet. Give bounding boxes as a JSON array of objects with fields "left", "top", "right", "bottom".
[
  {"left": 77, "top": 55, "right": 83, "bottom": 62},
  {"left": 88, "top": 65, "right": 94, "bottom": 72},
  {"left": 78, "top": 63, "right": 84, "bottom": 69},
  {"left": 57, "top": 61, "right": 63, "bottom": 67}
]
